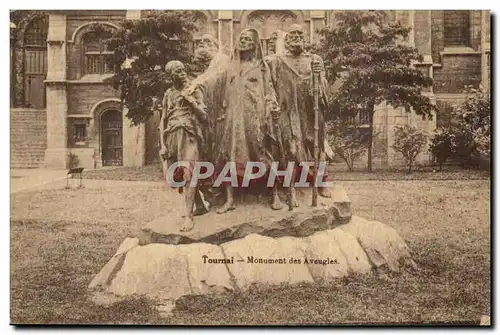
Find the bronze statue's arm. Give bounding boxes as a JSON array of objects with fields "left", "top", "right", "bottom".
[
  {"left": 185, "top": 88, "right": 208, "bottom": 123},
  {"left": 313, "top": 55, "right": 329, "bottom": 109},
  {"left": 262, "top": 61, "right": 280, "bottom": 120}
]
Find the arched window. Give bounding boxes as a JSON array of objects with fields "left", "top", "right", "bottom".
[
  {"left": 24, "top": 16, "right": 48, "bottom": 108},
  {"left": 82, "top": 29, "right": 114, "bottom": 75},
  {"left": 443, "top": 11, "right": 470, "bottom": 47}
]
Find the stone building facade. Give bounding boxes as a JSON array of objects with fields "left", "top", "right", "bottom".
[{"left": 10, "top": 10, "right": 491, "bottom": 169}]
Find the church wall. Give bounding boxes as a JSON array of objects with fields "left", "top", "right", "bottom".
[
  {"left": 12, "top": 10, "right": 488, "bottom": 169},
  {"left": 67, "top": 84, "right": 120, "bottom": 116},
  {"left": 66, "top": 12, "right": 125, "bottom": 80}
]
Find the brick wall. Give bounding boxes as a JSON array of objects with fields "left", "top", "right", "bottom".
[
  {"left": 10, "top": 109, "right": 47, "bottom": 168},
  {"left": 67, "top": 84, "right": 120, "bottom": 115},
  {"left": 471, "top": 10, "right": 482, "bottom": 51},
  {"left": 66, "top": 13, "right": 125, "bottom": 80},
  {"left": 66, "top": 11, "right": 125, "bottom": 37},
  {"left": 433, "top": 54, "right": 482, "bottom": 93},
  {"left": 435, "top": 100, "right": 454, "bottom": 127},
  {"left": 431, "top": 11, "right": 445, "bottom": 64},
  {"left": 435, "top": 94, "right": 468, "bottom": 126}
]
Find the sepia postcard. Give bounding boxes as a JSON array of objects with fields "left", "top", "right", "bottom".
[{"left": 9, "top": 9, "right": 491, "bottom": 326}]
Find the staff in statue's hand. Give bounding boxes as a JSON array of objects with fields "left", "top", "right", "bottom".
[
  {"left": 312, "top": 59, "right": 323, "bottom": 73},
  {"left": 311, "top": 58, "right": 321, "bottom": 207}
]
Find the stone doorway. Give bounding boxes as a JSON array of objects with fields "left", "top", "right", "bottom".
[{"left": 101, "top": 109, "right": 123, "bottom": 166}]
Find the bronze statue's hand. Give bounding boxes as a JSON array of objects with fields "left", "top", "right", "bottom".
[
  {"left": 159, "top": 147, "right": 168, "bottom": 160},
  {"left": 270, "top": 106, "right": 281, "bottom": 120},
  {"left": 182, "top": 93, "right": 197, "bottom": 107},
  {"left": 198, "top": 111, "right": 209, "bottom": 123},
  {"left": 182, "top": 83, "right": 196, "bottom": 96},
  {"left": 312, "top": 60, "right": 323, "bottom": 74},
  {"left": 265, "top": 94, "right": 279, "bottom": 113}
]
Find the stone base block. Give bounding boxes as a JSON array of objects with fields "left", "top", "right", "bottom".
[
  {"left": 139, "top": 184, "right": 351, "bottom": 246},
  {"left": 89, "top": 216, "right": 416, "bottom": 316}
]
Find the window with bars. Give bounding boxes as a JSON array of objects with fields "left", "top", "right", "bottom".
[
  {"left": 24, "top": 16, "right": 48, "bottom": 109},
  {"left": 345, "top": 110, "right": 370, "bottom": 128},
  {"left": 359, "top": 110, "right": 370, "bottom": 125},
  {"left": 74, "top": 124, "right": 87, "bottom": 143},
  {"left": 443, "top": 11, "right": 471, "bottom": 47},
  {"left": 83, "top": 37, "right": 113, "bottom": 75}
]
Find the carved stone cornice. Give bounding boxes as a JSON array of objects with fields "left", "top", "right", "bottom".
[
  {"left": 44, "top": 79, "right": 67, "bottom": 86},
  {"left": 47, "top": 40, "right": 64, "bottom": 46}
]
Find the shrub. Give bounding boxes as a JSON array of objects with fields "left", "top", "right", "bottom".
[
  {"left": 454, "top": 87, "right": 490, "bottom": 160},
  {"left": 429, "top": 128, "right": 455, "bottom": 171},
  {"left": 432, "top": 86, "right": 490, "bottom": 169},
  {"left": 392, "top": 125, "right": 427, "bottom": 173},
  {"left": 326, "top": 120, "right": 369, "bottom": 171}
]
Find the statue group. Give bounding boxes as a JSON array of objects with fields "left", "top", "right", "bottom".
[{"left": 160, "top": 24, "right": 334, "bottom": 232}]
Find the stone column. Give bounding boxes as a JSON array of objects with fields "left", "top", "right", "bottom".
[
  {"left": 121, "top": 10, "right": 146, "bottom": 167},
  {"left": 481, "top": 10, "right": 490, "bottom": 89},
  {"left": 412, "top": 10, "right": 435, "bottom": 163},
  {"left": 408, "top": 10, "right": 415, "bottom": 47},
  {"left": 217, "top": 10, "right": 233, "bottom": 55},
  {"left": 413, "top": 10, "right": 434, "bottom": 91},
  {"left": 122, "top": 107, "right": 146, "bottom": 167},
  {"left": 44, "top": 13, "right": 68, "bottom": 169},
  {"left": 309, "top": 10, "right": 326, "bottom": 44},
  {"left": 414, "top": 11, "right": 432, "bottom": 55}
]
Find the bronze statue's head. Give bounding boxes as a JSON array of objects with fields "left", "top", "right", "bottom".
[
  {"left": 194, "top": 34, "right": 218, "bottom": 69},
  {"left": 238, "top": 30, "right": 257, "bottom": 53},
  {"left": 165, "top": 60, "right": 187, "bottom": 84},
  {"left": 285, "top": 24, "right": 305, "bottom": 53},
  {"left": 199, "top": 33, "right": 218, "bottom": 50}
]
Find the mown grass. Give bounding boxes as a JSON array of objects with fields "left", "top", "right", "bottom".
[
  {"left": 82, "top": 164, "right": 490, "bottom": 182},
  {"left": 10, "top": 180, "right": 490, "bottom": 325}
]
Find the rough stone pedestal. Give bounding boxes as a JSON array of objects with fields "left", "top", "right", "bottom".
[
  {"left": 139, "top": 184, "right": 351, "bottom": 246},
  {"left": 88, "top": 185, "right": 417, "bottom": 317}
]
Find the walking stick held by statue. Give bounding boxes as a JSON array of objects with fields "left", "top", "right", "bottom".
[{"left": 312, "top": 63, "right": 320, "bottom": 207}]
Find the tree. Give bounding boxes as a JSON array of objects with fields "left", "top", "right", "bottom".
[
  {"left": 10, "top": 10, "right": 46, "bottom": 28},
  {"left": 392, "top": 125, "right": 427, "bottom": 173},
  {"left": 105, "top": 11, "right": 200, "bottom": 125},
  {"left": 316, "top": 11, "right": 436, "bottom": 172}
]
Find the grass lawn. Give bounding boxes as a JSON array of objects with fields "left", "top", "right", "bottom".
[
  {"left": 82, "top": 163, "right": 490, "bottom": 182},
  {"left": 10, "top": 179, "right": 490, "bottom": 325}
]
